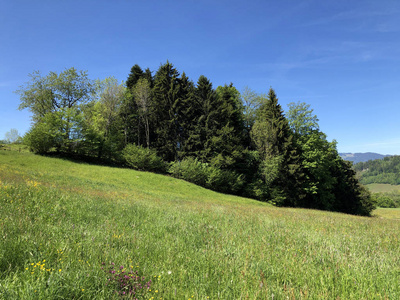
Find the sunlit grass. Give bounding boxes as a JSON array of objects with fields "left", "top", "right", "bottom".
[
  {"left": 1, "top": 151, "right": 400, "bottom": 299},
  {"left": 373, "top": 208, "right": 400, "bottom": 220},
  {"left": 366, "top": 183, "right": 400, "bottom": 193}
]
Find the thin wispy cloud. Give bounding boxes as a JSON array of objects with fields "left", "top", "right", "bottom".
[{"left": 302, "top": 6, "right": 400, "bottom": 29}]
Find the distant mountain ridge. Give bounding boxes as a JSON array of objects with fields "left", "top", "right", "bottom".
[{"left": 339, "top": 152, "right": 391, "bottom": 164}]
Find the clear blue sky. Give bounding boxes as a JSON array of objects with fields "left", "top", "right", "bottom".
[{"left": 1, "top": 0, "right": 399, "bottom": 154}]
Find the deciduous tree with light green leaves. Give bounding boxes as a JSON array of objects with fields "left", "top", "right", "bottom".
[
  {"left": 287, "top": 101, "right": 375, "bottom": 215},
  {"left": 133, "top": 78, "right": 152, "bottom": 148},
  {"left": 240, "top": 86, "right": 264, "bottom": 148},
  {"left": 4, "top": 128, "right": 21, "bottom": 144},
  {"left": 287, "top": 101, "right": 319, "bottom": 136},
  {"left": 122, "top": 64, "right": 154, "bottom": 146},
  {"left": 16, "top": 68, "right": 95, "bottom": 153},
  {"left": 81, "top": 77, "right": 126, "bottom": 159}
]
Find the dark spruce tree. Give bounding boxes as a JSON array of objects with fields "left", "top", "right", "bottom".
[
  {"left": 143, "top": 68, "right": 154, "bottom": 88},
  {"left": 126, "top": 64, "right": 144, "bottom": 90},
  {"left": 211, "top": 84, "right": 246, "bottom": 170},
  {"left": 152, "top": 61, "right": 182, "bottom": 161},
  {"left": 251, "top": 88, "right": 304, "bottom": 205},
  {"left": 176, "top": 72, "right": 197, "bottom": 159},
  {"left": 189, "top": 75, "right": 218, "bottom": 161},
  {"left": 331, "top": 157, "right": 376, "bottom": 216}
]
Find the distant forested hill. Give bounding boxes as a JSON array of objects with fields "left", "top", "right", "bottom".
[
  {"left": 340, "top": 152, "right": 391, "bottom": 164},
  {"left": 354, "top": 155, "right": 400, "bottom": 185}
]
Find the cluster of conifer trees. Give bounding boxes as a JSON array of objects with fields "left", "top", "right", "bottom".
[{"left": 17, "top": 62, "right": 375, "bottom": 215}]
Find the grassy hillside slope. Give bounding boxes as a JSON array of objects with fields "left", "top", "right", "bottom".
[
  {"left": 1, "top": 150, "right": 400, "bottom": 299},
  {"left": 366, "top": 183, "right": 400, "bottom": 193}
]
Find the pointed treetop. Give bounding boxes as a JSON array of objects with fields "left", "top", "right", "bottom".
[{"left": 126, "top": 64, "right": 144, "bottom": 89}]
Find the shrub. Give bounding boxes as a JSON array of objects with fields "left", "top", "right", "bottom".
[
  {"left": 206, "top": 167, "right": 244, "bottom": 194},
  {"left": 24, "top": 119, "right": 61, "bottom": 154},
  {"left": 122, "top": 144, "right": 166, "bottom": 173},
  {"left": 169, "top": 157, "right": 245, "bottom": 195},
  {"left": 169, "top": 157, "right": 208, "bottom": 186},
  {"left": 386, "top": 191, "right": 400, "bottom": 207},
  {"left": 373, "top": 193, "right": 398, "bottom": 208}
]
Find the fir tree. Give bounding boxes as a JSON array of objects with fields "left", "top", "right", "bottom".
[
  {"left": 126, "top": 64, "right": 144, "bottom": 90},
  {"left": 191, "top": 75, "right": 218, "bottom": 161},
  {"left": 211, "top": 84, "right": 246, "bottom": 170},
  {"left": 176, "top": 72, "right": 196, "bottom": 159},
  {"left": 152, "top": 61, "right": 182, "bottom": 161},
  {"left": 251, "top": 88, "right": 304, "bottom": 205}
]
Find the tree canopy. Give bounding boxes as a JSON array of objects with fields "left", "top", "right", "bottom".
[
  {"left": 4, "top": 128, "right": 21, "bottom": 144},
  {"left": 16, "top": 63, "right": 375, "bottom": 216}
]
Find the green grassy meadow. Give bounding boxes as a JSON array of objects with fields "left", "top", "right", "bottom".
[
  {"left": 1, "top": 150, "right": 400, "bottom": 299},
  {"left": 366, "top": 183, "right": 400, "bottom": 193}
]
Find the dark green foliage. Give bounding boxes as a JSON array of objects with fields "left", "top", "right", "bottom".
[
  {"left": 251, "top": 88, "right": 304, "bottom": 205},
  {"left": 126, "top": 64, "right": 144, "bottom": 90},
  {"left": 233, "top": 150, "right": 269, "bottom": 199},
  {"left": 169, "top": 157, "right": 244, "bottom": 195},
  {"left": 385, "top": 192, "right": 400, "bottom": 207},
  {"left": 77, "top": 120, "right": 124, "bottom": 162},
  {"left": 175, "top": 72, "right": 197, "bottom": 159},
  {"left": 122, "top": 144, "right": 166, "bottom": 173},
  {"left": 294, "top": 131, "right": 338, "bottom": 210},
  {"left": 152, "top": 61, "right": 182, "bottom": 161},
  {"left": 331, "top": 159, "right": 376, "bottom": 216},
  {"left": 252, "top": 88, "right": 290, "bottom": 157},
  {"left": 206, "top": 167, "right": 244, "bottom": 195},
  {"left": 187, "top": 75, "right": 218, "bottom": 160},
  {"left": 372, "top": 193, "right": 398, "bottom": 208},
  {"left": 211, "top": 85, "right": 246, "bottom": 169}
]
